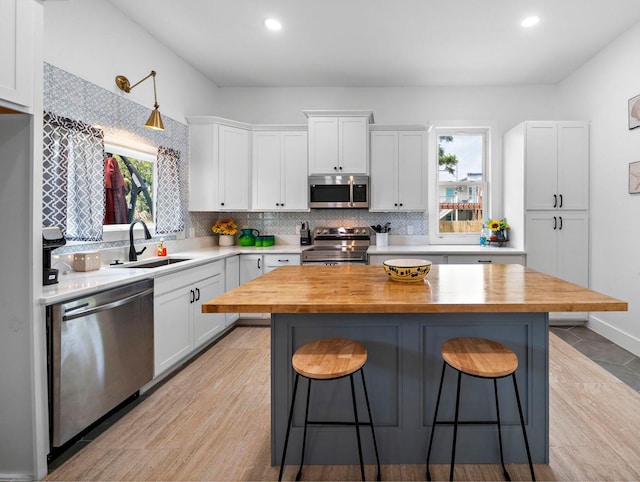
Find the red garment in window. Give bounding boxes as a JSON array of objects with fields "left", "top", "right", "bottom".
[{"left": 104, "top": 157, "right": 128, "bottom": 224}]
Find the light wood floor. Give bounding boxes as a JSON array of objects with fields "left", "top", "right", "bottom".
[{"left": 45, "top": 327, "right": 640, "bottom": 481}]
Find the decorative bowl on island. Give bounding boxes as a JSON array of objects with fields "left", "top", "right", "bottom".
[{"left": 382, "top": 258, "right": 432, "bottom": 282}]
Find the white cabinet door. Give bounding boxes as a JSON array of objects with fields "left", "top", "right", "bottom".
[
  {"left": 225, "top": 255, "right": 240, "bottom": 326},
  {"left": 308, "top": 116, "right": 368, "bottom": 174},
  {"left": 281, "top": 131, "right": 309, "bottom": 210},
  {"left": 154, "top": 288, "right": 192, "bottom": 377},
  {"left": 0, "top": 0, "right": 33, "bottom": 109},
  {"left": 339, "top": 117, "right": 368, "bottom": 174},
  {"left": 525, "top": 122, "right": 558, "bottom": 210},
  {"left": 525, "top": 210, "right": 588, "bottom": 287},
  {"left": 556, "top": 211, "right": 589, "bottom": 286},
  {"left": 219, "top": 125, "right": 250, "bottom": 210},
  {"left": 308, "top": 117, "right": 339, "bottom": 174},
  {"left": 253, "top": 130, "right": 308, "bottom": 211},
  {"left": 525, "top": 211, "right": 558, "bottom": 278},
  {"left": 370, "top": 131, "right": 398, "bottom": 210},
  {"left": 240, "top": 254, "right": 264, "bottom": 318},
  {"left": 253, "top": 131, "right": 282, "bottom": 210},
  {"left": 557, "top": 122, "right": 589, "bottom": 210},
  {"left": 188, "top": 123, "right": 218, "bottom": 210},
  {"left": 192, "top": 273, "right": 225, "bottom": 349},
  {"left": 370, "top": 130, "right": 426, "bottom": 211},
  {"left": 397, "top": 131, "right": 427, "bottom": 210},
  {"left": 525, "top": 121, "right": 589, "bottom": 211}
]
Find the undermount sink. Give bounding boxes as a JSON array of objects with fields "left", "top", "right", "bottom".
[{"left": 116, "top": 257, "right": 192, "bottom": 269}]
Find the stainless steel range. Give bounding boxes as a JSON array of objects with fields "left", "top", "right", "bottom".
[{"left": 301, "top": 226, "right": 372, "bottom": 265}]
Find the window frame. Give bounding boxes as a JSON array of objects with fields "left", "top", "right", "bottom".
[{"left": 428, "top": 125, "right": 491, "bottom": 245}]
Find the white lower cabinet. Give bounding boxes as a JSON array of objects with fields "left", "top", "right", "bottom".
[
  {"left": 239, "top": 253, "right": 301, "bottom": 319},
  {"left": 369, "top": 254, "right": 447, "bottom": 265},
  {"left": 447, "top": 254, "right": 525, "bottom": 265},
  {"left": 369, "top": 253, "right": 524, "bottom": 266},
  {"left": 225, "top": 255, "right": 240, "bottom": 326},
  {"left": 154, "top": 261, "right": 225, "bottom": 377},
  {"left": 526, "top": 210, "right": 588, "bottom": 322}
]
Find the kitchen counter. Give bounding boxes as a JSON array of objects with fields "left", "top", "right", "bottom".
[
  {"left": 202, "top": 264, "right": 626, "bottom": 466},
  {"left": 42, "top": 244, "right": 308, "bottom": 305}
]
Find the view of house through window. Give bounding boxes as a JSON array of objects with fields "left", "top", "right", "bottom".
[
  {"left": 104, "top": 145, "right": 156, "bottom": 226},
  {"left": 437, "top": 130, "right": 486, "bottom": 235}
]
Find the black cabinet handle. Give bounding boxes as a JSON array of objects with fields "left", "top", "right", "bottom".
[
  {"left": 258, "top": 258, "right": 261, "bottom": 270},
  {"left": 334, "top": 166, "right": 338, "bottom": 171},
  {"left": 195, "top": 288, "right": 200, "bottom": 302},
  {"left": 399, "top": 203, "right": 403, "bottom": 207},
  {"left": 278, "top": 259, "right": 290, "bottom": 263},
  {"left": 559, "top": 216, "right": 563, "bottom": 230},
  {"left": 220, "top": 202, "right": 225, "bottom": 206},
  {"left": 477, "top": 259, "right": 492, "bottom": 263},
  {"left": 553, "top": 194, "right": 557, "bottom": 208},
  {"left": 394, "top": 203, "right": 398, "bottom": 207},
  {"left": 553, "top": 216, "right": 557, "bottom": 230},
  {"left": 559, "top": 194, "right": 563, "bottom": 208},
  {"left": 190, "top": 289, "right": 195, "bottom": 304}
]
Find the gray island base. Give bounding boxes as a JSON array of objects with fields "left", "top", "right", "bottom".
[{"left": 271, "top": 311, "right": 548, "bottom": 466}]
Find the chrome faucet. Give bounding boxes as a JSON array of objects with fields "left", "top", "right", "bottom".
[{"left": 129, "top": 220, "right": 152, "bottom": 261}]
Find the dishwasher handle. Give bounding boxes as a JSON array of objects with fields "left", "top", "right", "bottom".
[{"left": 62, "top": 287, "right": 154, "bottom": 322}]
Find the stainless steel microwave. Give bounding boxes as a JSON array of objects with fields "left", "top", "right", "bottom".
[{"left": 308, "top": 175, "right": 369, "bottom": 209}]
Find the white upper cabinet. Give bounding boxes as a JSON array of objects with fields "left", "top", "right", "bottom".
[
  {"left": 188, "top": 117, "right": 251, "bottom": 211},
  {"left": 370, "top": 127, "right": 427, "bottom": 211},
  {"left": 305, "top": 110, "right": 373, "bottom": 175},
  {"left": 0, "top": 0, "right": 35, "bottom": 110},
  {"left": 525, "top": 121, "right": 589, "bottom": 211},
  {"left": 252, "top": 129, "right": 308, "bottom": 211}
]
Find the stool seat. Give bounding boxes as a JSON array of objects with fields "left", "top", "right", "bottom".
[
  {"left": 293, "top": 338, "right": 367, "bottom": 379},
  {"left": 442, "top": 337, "right": 518, "bottom": 378}
]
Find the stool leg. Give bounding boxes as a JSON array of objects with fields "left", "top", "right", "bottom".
[
  {"left": 449, "top": 371, "right": 462, "bottom": 482},
  {"left": 493, "top": 379, "right": 511, "bottom": 481},
  {"left": 279, "top": 373, "right": 300, "bottom": 482},
  {"left": 350, "top": 374, "right": 366, "bottom": 481},
  {"left": 512, "top": 374, "right": 536, "bottom": 481},
  {"left": 295, "top": 378, "right": 313, "bottom": 481},
  {"left": 426, "top": 361, "right": 447, "bottom": 481},
  {"left": 360, "top": 369, "right": 381, "bottom": 481}
]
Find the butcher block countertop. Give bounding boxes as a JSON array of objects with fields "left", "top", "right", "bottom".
[{"left": 202, "top": 264, "right": 627, "bottom": 314}]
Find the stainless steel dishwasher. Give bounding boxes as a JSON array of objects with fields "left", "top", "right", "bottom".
[{"left": 47, "top": 278, "right": 154, "bottom": 448}]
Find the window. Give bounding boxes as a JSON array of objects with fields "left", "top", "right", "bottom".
[
  {"left": 430, "top": 128, "right": 488, "bottom": 243},
  {"left": 103, "top": 143, "right": 157, "bottom": 238}
]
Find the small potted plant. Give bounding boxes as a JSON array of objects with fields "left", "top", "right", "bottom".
[{"left": 212, "top": 218, "right": 238, "bottom": 246}]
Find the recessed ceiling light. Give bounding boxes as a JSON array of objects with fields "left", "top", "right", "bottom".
[
  {"left": 265, "top": 18, "right": 282, "bottom": 31},
  {"left": 521, "top": 16, "right": 540, "bottom": 28}
]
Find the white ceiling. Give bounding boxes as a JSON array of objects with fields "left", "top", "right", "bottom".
[{"left": 107, "top": 0, "right": 640, "bottom": 88}]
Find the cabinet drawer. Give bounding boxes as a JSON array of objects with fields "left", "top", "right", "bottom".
[
  {"left": 263, "top": 254, "right": 301, "bottom": 268},
  {"left": 447, "top": 255, "right": 525, "bottom": 265},
  {"left": 155, "top": 261, "right": 224, "bottom": 296},
  {"left": 369, "top": 254, "right": 447, "bottom": 265}
]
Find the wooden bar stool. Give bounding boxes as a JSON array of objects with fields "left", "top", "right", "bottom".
[
  {"left": 425, "top": 337, "right": 535, "bottom": 481},
  {"left": 278, "top": 338, "right": 381, "bottom": 481}
]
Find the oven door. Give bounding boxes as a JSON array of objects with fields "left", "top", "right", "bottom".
[{"left": 302, "top": 249, "right": 368, "bottom": 264}]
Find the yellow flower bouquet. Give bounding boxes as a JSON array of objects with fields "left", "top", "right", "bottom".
[
  {"left": 485, "top": 218, "right": 509, "bottom": 233},
  {"left": 212, "top": 218, "right": 238, "bottom": 236}
]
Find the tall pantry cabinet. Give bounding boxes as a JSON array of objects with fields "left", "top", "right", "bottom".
[{"left": 503, "top": 121, "right": 590, "bottom": 322}]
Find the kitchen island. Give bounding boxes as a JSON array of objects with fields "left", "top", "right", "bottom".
[{"left": 202, "top": 264, "right": 627, "bottom": 466}]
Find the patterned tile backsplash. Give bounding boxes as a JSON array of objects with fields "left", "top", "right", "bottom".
[{"left": 44, "top": 63, "right": 428, "bottom": 255}]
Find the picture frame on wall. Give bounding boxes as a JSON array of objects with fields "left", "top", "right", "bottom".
[
  {"left": 629, "top": 94, "right": 640, "bottom": 130},
  {"left": 629, "top": 161, "right": 640, "bottom": 194}
]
